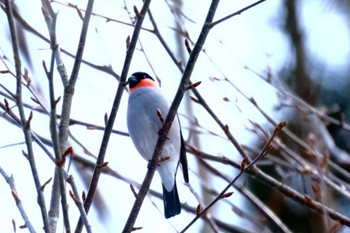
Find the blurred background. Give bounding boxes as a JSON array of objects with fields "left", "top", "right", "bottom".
[{"left": 1, "top": 0, "right": 350, "bottom": 232}]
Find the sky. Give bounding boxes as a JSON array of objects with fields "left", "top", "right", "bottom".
[{"left": 0, "top": 0, "right": 349, "bottom": 232}]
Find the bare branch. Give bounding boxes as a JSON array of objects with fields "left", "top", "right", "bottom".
[
  {"left": 3, "top": 0, "right": 49, "bottom": 230},
  {"left": 210, "top": 0, "right": 267, "bottom": 27},
  {"left": 0, "top": 166, "right": 37, "bottom": 233}
]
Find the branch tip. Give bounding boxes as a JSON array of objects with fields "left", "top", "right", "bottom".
[
  {"left": 130, "top": 184, "right": 138, "bottom": 198},
  {"left": 126, "top": 35, "right": 131, "bottom": 49},
  {"left": 30, "top": 97, "right": 40, "bottom": 104},
  {"left": 250, "top": 97, "right": 257, "bottom": 105},
  {"left": 0, "top": 70, "right": 10, "bottom": 74},
  {"left": 133, "top": 5, "right": 140, "bottom": 18},
  {"left": 4, "top": 98, "right": 10, "bottom": 112},
  {"left": 156, "top": 108, "right": 164, "bottom": 124},
  {"left": 11, "top": 219, "right": 16, "bottom": 232},
  {"left": 82, "top": 191, "right": 86, "bottom": 202},
  {"left": 275, "top": 121, "right": 287, "bottom": 131},
  {"left": 97, "top": 161, "right": 108, "bottom": 168},
  {"left": 21, "top": 150, "right": 28, "bottom": 158},
  {"left": 40, "top": 177, "right": 53, "bottom": 192},
  {"left": 240, "top": 158, "right": 247, "bottom": 171},
  {"left": 104, "top": 112, "right": 109, "bottom": 126},
  {"left": 69, "top": 190, "right": 79, "bottom": 203},
  {"left": 23, "top": 69, "right": 31, "bottom": 86},
  {"left": 223, "top": 124, "right": 230, "bottom": 135},
  {"left": 189, "top": 96, "right": 200, "bottom": 103},
  {"left": 185, "top": 39, "right": 192, "bottom": 54},
  {"left": 131, "top": 226, "right": 143, "bottom": 231},
  {"left": 196, "top": 204, "right": 201, "bottom": 216},
  {"left": 221, "top": 192, "right": 233, "bottom": 199},
  {"left": 185, "top": 81, "right": 201, "bottom": 91},
  {"left": 41, "top": 6, "right": 47, "bottom": 18},
  {"left": 25, "top": 111, "right": 33, "bottom": 129},
  {"left": 58, "top": 146, "right": 74, "bottom": 166}
]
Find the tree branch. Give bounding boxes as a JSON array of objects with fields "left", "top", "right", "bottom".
[
  {"left": 0, "top": 166, "right": 37, "bottom": 233},
  {"left": 3, "top": 0, "right": 49, "bottom": 230}
]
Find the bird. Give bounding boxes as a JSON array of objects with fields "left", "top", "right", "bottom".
[{"left": 126, "top": 72, "right": 189, "bottom": 218}]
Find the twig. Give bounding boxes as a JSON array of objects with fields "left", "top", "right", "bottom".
[
  {"left": 236, "top": 186, "right": 293, "bottom": 233},
  {"left": 0, "top": 166, "right": 37, "bottom": 233},
  {"left": 66, "top": 175, "right": 92, "bottom": 233},
  {"left": 210, "top": 0, "right": 267, "bottom": 28},
  {"left": 59, "top": 0, "right": 95, "bottom": 153},
  {"left": 43, "top": 0, "right": 95, "bottom": 232},
  {"left": 3, "top": 0, "right": 50, "bottom": 231},
  {"left": 41, "top": 1, "right": 71, "bottom": 230},
  {"left": 52, "top": 0, "right": 154, "bottom": 33},
  {"left": 147, "top": 8, "right": 183, "bottom": 68}
]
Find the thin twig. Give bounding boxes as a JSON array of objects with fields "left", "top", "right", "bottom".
[
  {"left": 52, "top": 0, "right": 154, "bottom": 33},
  {"left": 59, "top": 0, "right": 95, "bottom": 153},
  {"left": 0, "top": 166, "right": 37, "bottom": 233},
  {"left": 41, "top": 0, "right": 95, "bottom": 232},
  {"left": 41, "top": 1, "right": 71, "bottom": 230},
  {"left": 210, "top": 0, "right": 266, "bottom": 28},
  {"left": 66, "top": 175, "right": 92, "bottom": 233}
]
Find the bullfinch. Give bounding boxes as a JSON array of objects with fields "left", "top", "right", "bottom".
[{"left": 127, "top": 72, "right": 189, "bottom": 218}]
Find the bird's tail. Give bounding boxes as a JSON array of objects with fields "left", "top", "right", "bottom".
[{"left": 162, "top": 182, "right": 181, "bottom": 218}]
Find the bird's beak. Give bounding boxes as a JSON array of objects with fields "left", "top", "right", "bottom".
[
  {"left": 128, "top": 75, "right": 137, "bottom": 83},
  {"left": 127, "top": 75, "right": 139, "bottom": 87}
]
